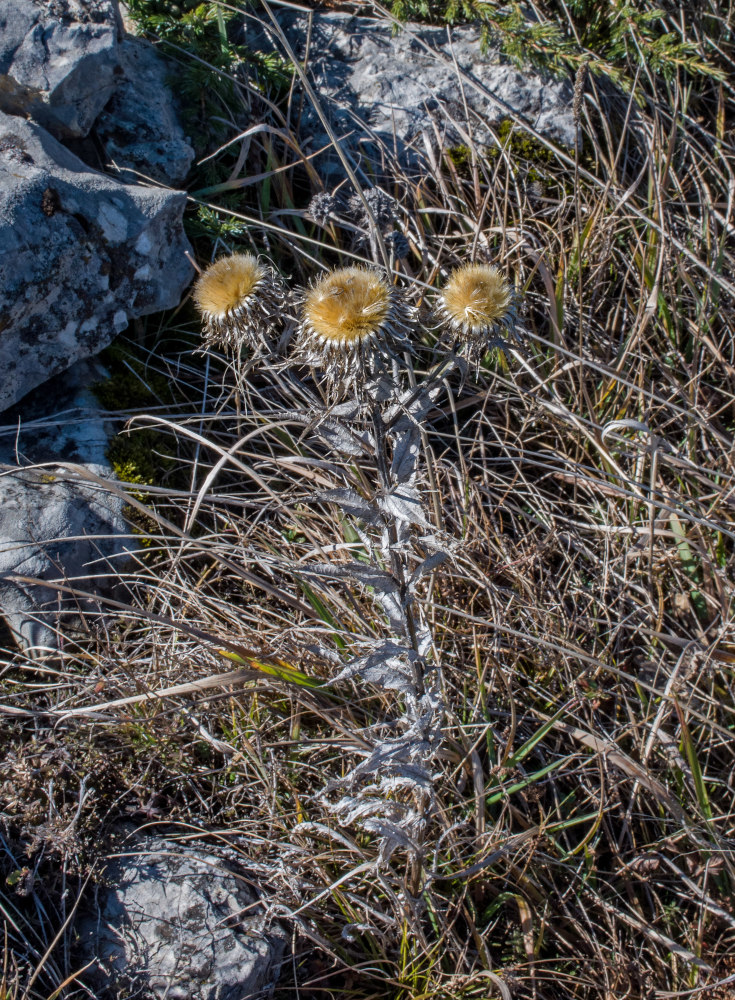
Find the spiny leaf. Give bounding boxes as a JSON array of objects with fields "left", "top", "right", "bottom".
[{"left": 315, "top": 488, "right": 382, "bottom": 524}]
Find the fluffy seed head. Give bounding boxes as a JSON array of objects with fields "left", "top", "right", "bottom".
[
  {"left": 304, "top": 267, "right": 391, "bottom": 345},
  {"left": 194, "top": 253, "right": 262, "bottom": 317},
  {"left": 438, "top": 263, "right": 515, "bottom": 364},
  {"left": 297, "top": 266, "right": 413, "bottom": 397},
  {"left": 193, "top": 253, "right": 284, "bottom": 354}
]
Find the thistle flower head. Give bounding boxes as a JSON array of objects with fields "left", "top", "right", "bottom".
[
  {"left": 193, "top": 253, "right": 285, "bottom": 354},
  {"left": 384, "top": 231, "right": 410, "bottom": 260},
  {"left": 347, "top": 188, "right": 397, "bottom": 229},
  {"left": 437, "top": 263, "right": 515, "bottom": 364},
  {"left": 308, "top": 191, "right": 341, "bottom": 227},
  {"left": 296, "top": 266, "right": 413, "bottom": 398}
]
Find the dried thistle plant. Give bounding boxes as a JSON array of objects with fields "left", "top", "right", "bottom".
[
  {"left": 295, "top": 266, "right": 413, "bottom": 399},
  {"left": 193, "top": 252, "right": 285, "bottom": 355},
  {"left": 299, "top": 384, "right": 447, "bottom": 898},
  {"left": 307, "top": 191, "right": 342, "bottom": 227},
  {"left": 437, "top": 262, "right": 516, "bottom": 366},
  {"left": 347, "top": 187, "right": 397, "bottom": 230},
  {"left": 192, "top": 251, "right": 518, "bottom": 911}
]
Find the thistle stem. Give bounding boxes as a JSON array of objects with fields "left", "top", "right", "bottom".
[{"left": 370, "top": 401, "right": 425, "bottom": 699}]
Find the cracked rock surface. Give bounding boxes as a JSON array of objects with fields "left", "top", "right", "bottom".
[
  {"left": 0, "top": 110, "right": 192, "bottom": 412},
  {"left": 77, "top": 834, "right": 288, "bottom": 1000},
  {"left": 0, "top": 0, "right": 123, "bottom": 140},
  {"left": 95, "top": 35, "right": 195, "bottom": 186},
  {"left": 0, "top": 357, "right": 133, "bottom": 654},
  {"left": 257, "top": 10, "right": 574, "bottom": 178},
  {"left": 0, "top": 1, "right": 194, "bottom": 656}
]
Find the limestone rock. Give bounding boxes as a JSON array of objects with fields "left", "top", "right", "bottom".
[
  {"left": 263, "top": 11, "right": 574, "bottom": 177},
  {"left": 0, "top": 467, "right": 129, "bottom": 654},
  {"left": 0, "top": 110, "right": 193, "bottom": 413},
  {"left": 0, "top": 0, "right": 122, "bottom": 140},
  {"left": 0, "top": 355, "right": 116, "bottom": 471},
  {"left": 0, "top": 357, "right": 132, "bottom": 655},
  {"left": 96, "top": 36, "right": 195, "bottom": 186},
  {"left": 77, "top": 834, "right": 287, "bottom": 1000}
]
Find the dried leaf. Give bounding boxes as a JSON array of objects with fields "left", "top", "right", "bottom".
[
  {"left": 410, "top": 550, "right": 448, "bottom": 585},
  {"left": 391, "top": 426, "right": 421, "bottom": 484},
  {"left": 351, "top": 739, "right": 435, "bottom": 782},
  {"left": 330, "top": 796, "right": 412, "bottom": 827},
  {"left": 315, "top": 414, "right": 371, "bottom": 456},
  {"left": 300, "top": 562, "right": 399, "bottom": 594},
  {"left": 332, "top": 641, "right": 419, "bottom": 693},
  {"left": 362, "top": 818, "right": 421, "bottom": 863},
  {"left": 315, "top": 488, "right": 382, "bottom": 524},
  {"left": 375, "top": 589, "right": 408, "bottom": 638},
  {"left": 275, "top": 407, "right": 370, "bottom": 456},
  {"left": 378, "top": 485, "right": 432, "bottom": 528}
]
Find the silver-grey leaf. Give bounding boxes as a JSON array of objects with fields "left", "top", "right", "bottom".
[
  {"left": 373, "top": 768, "right": 434, "bottom": 794},
  {"left": 342, "top": 923, "right": 373, "bottom": 941},
  {"left": 410, "top": 550, "right": 448, "bottom": 585},
  {"left": 390, "top": 427, "right": 421, "bottom": 484},
  {"left": 351, "top": 739, "right": 434, "bottom": 782},
  {"left": 329, "top": 401, "right": 362, "bottom": 421},
  {"left": 314, "top": 417, "right": 371, "bottom": 456},
  {"left": 375, "top": 589, "right": 408, "bottom": 638},
  {"left": 378, "top": 485, "right": 432, "bottom": 528},
  {"left": 385, "top": 381, "right": 443, "bottom": 429},
  {"left": 331, "top": 642, "right": 418, "bottom": 693},
  {"left": 275, "top": 407, "right": 370, "bottom": 456},
  {"left": 314, "top": 488, "right": 382, "bottom": 524},
  {"left": 300, "top": 563, "right": 399, "bottom": 594},
  {"left": 329, "top": 796, "right": 412, "bottom": 827},
  {"left": 361, "top": 818, "right": 420, "bottom": 864},
  {"left": 304, "top": 644, "right": 343, "bottom": 665}
]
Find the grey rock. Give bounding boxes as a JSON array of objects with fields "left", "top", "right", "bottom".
[
  {"left": 77, "top": 834, "right": 287, "bottom": 1000},
  {"left": 0, "top": 0, "right": 122, "bottom": 140},
  {"left": 0, "top": 110, "right": 193, "bottom": 413},
  {"left": 262, "top": 11, "right": 574, "bottom": 177},
  {"left": 0, "top": 467, "right": 130, "bottom": 653},
  {"left": 96, "top": 36, "right": 195, "bottom": 186},
  {"left": 0, "top": 355, "right": 117, "bottom": 470},
  {"left": 0, "top": 357, "right": 133, "bottom": 654}
]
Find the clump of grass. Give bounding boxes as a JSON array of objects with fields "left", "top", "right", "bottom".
[{"left": 2, "top": 1, "right": 735, "bottom": 999}]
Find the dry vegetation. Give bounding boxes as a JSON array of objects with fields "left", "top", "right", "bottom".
[{"left": 2, "top": 1, "right": 735, "bottom": 998}]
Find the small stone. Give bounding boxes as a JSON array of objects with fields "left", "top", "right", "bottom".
[{"left": 76, "top": 834, "right": 288, "bottom": 1000}]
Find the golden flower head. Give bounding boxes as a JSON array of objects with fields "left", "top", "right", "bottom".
[
  {"left": 296, "top": 266, "right": 413, "bottom": 397},
  {"left": 437, "top": 263, "right": 515, "bottom": 364},
  {"left": 193, "top": 252, "right": 285, "bottom": 354}
]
